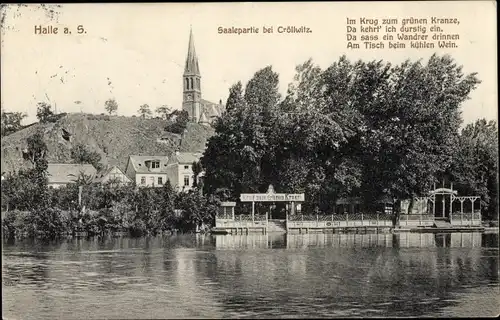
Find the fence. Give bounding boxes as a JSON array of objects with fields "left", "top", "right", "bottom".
[
  {"left": 286, "top": 213, "right": 393, "bottom": 229},
  {"left": 450, "top": 212, "right": 482, "bottom": 226},
  {"left": 399, "top": 214, "right": 435, "bottom": 227}
]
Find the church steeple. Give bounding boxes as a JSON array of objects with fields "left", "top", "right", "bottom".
[
  {"left": 184, "top": 27, "right": 200, "bottom": 76},
  {"left": 182, "top": 27, "right": 202, "bottom": 122}
]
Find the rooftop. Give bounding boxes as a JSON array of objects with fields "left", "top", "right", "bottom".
[{"left": 47, "top": 163, "right": 97, "bottom": 184}]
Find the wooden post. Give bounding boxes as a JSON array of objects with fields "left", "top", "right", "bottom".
[
  {"left": 346, "top": 213, "right": 349, "bottom": 226},
  {"left": 433, "top": 183, "right": 436, "bottom": 217},
  {"left": 232, "top": 206, "right": 235, "bottom": 220},
  {"left": 252, "top": 201, "right": 255, "bottom": 224},
  {"left": 316, "top": 214, "right": 319, "bottom": 228},
  {"left": 450, "top": 183, "right": 453, "bottom": 218},
  {"left": 377, "top": 214, "right": 379, "bottom": 226},
  {"left": 442, "top": 197, "right": 445, "bottom": 218},
  {"left": 78, "top": 186, "right": 83, "bottom": 206},
  {"left": 471, "top": 199, "right": 475, "bottom": 221}
]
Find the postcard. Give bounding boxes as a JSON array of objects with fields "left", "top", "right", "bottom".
[{"left": 1, "top": 2, "right": 498, "bottom": 319}]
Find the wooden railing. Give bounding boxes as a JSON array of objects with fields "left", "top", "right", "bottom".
[{"left": 286, "top": 213, "right": 393, "bottom": 228}]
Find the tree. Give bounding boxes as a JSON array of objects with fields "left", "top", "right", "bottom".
[
  {"left": 36, "top": 102, "right": 55, "bottom": 123},
  {"left": 164, "top": 110, "right": 189, "bottom": 134},
  {"left": 451, "top": 119, "right": 498, "bottom": 220},
  {"left": 192, "top": 161, "right": 203, "bottom": 189},
  {"left": 70, "top": 143, "right": 103, "bottom": 171},
  {"left": 138, "top": 104, "right": 152, "bottom": 119},
  {"left": 26, "top": 131, "right": 50, "bottom": 210},
  {"left": 104, "top": 98, "right": 118, "bottom": 115},
  {"left": 201, "top": 55, "right": 481, "bottom": 218},
  {"left": 155, "top": 105, "right": 171, "bottom": 120},
  {"left": 1, "top": 109, "right": 27, "bottom": 137}
]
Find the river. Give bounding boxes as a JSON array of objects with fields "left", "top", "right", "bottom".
[{"left": 2, "top": 232, "right": 499, "bottom": 319}]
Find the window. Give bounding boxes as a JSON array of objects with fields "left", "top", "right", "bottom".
[
  {"left": 183, "top": 175, "right": 190, "bottom": 186},
  {"left": 140, "top": 177, "right": 146, "bottom": 185},
  {"left": 151, "top": 161, "right": 160, "bottom": 169},
  {"left": 158, "top": 177, "right": 163, "bottom": 185},
  {"left": 150, "top": 177, "right": 155, "bottom": 185},
  {"left": 184, "top": 165, "right": 189, "bottom": 170}
]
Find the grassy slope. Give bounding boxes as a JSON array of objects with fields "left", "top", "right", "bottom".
[{"left": 1, "top": 113, "right": 215, "bottom": 173}]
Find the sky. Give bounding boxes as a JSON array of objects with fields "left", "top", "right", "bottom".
[{"left": 0, "top": 2, "right": 497, "bottom": 126}]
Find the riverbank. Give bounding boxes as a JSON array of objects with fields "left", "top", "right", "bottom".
[{"left": 1, "top": 208, "right": 209, "bottom": 240}]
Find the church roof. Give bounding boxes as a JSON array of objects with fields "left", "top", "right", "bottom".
[
  {"left": 184, "top": 28, "right": 200, "bottom": 75},
  {"left": 199, "top": 112, "right": 209, "bottom": 124}
]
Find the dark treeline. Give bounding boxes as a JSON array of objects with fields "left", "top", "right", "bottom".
[{"left": 202, "top": 54, "right": 498, "bottom": 220}]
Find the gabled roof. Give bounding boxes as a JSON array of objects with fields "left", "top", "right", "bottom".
[
  {"left": 127, "top": 155, "right": 169, "bottom": 173},
  {"left": 93, "top": 165, "right": 130, "bottom": 183},
  {"left": 198, "top": 112, "right": 209, "bottom": 124},
  {"left": 47, "top": 163, "right": 97, "bottom": 184},
  {"left": 167, "top": 152, "right": 202, "bottom": 165}
]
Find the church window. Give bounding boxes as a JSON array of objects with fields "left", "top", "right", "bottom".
[
  {"left": 185, "top": 78, "right": 189, "bottom": 89},
  {"left": 196, "top": 78, "right": 200, "bottom": 90},
  {"left": 189, "top": 78, "right": 193, "bottom": 90}
]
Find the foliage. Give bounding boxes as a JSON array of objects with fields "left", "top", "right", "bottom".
[
  {"left": 165, "top": 110, "right": 189, "bottom": 134},
  {"left": 104, "top": 98, "right": 118, "bottom": 115},
  {"left": 155, "top": 105, "right": 171, "bottom": 120},
  {"left": 451, "top": 119, "right": 498, "bottom": 220},
  {"left": 202, "top": 55, "right": 481, "bottom": 216},
  {"left": 70, "top": 143, "right": 103, "bottom": 171},
  {"left": 138, "top": 104, "right": 152, "bottom": 119},
  {"left": 36, "top": 102, "right": 57, "bottom": 123},
  {"left": 1, "top": 109, "right": 27, "bottom": 137},
  {"left": 192, "top": 161, "right": 203, "bottom": 189}
]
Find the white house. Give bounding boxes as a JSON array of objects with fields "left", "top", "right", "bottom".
[
  {"left": 125, "top": 155, "right": 170, "bottom": 187},
  {"left": 166, "top": 151, "right": 203, "bottom": 192}
]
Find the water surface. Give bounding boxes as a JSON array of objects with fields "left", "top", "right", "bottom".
[{"left": 2, "top": 232, "right": 499, "bottom": 319}]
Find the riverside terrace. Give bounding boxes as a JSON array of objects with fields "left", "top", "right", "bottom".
[{"left": 212, "top": 185, "right": 483, "bottom": 235}]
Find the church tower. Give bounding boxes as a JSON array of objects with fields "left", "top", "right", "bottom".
[{"left": 182, "top": 28, "right": 202, "bottom": 122}]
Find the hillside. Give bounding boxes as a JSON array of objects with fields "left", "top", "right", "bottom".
[{"left": 1, "top": 113, "right": 215, "bottom": 173}]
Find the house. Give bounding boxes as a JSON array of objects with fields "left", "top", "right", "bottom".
[
  {"left": 166, "top": 151, "right": 203, "bottom": 192},
  {"left": 46, "top": 163, "right": 97, "bottom": 189},
  {"left": 93, "top": 166, "right": 131, "bottom": 185},
  {"left": 125, "top": 155, "right": 170, "bottom": 187}
]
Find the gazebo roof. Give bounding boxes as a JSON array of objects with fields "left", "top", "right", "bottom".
[{"left": 429, "top": 188, "right": 458, "bottom": 195}]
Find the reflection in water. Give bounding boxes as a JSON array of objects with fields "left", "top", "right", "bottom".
[{"left": 2, "top": 233, "right": 499, "bottom": 319}]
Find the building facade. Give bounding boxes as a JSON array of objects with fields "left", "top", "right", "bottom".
[
  {"left": 182, "top": 28, "right": 225, "bottom": 124},
  {"left": 93, "top": 165, "right": 131, "bottom": 185},
  {"left": 125, "top": 155, "right": 170, "bottom": 187},
  {"left": 166, "top": 151, "right": 203, "bottom": 192}
]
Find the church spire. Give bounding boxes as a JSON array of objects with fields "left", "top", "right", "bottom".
[{"left": 184, "top": 27, "right": 200, "bottom": 75}]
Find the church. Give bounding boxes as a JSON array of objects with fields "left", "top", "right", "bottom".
[{"left": 182, "top": 28, "right": 225, "bottom": 124}]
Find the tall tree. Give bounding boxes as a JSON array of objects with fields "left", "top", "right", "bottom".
[
  {"left": 451, "top": 119, "right": 498, "bottom": 220},
  {"left": 138, "top": 104, "right": 152, "bottom": 119},
  {"left": 104, "top": 98, "right": 118, "bottom": 115}
]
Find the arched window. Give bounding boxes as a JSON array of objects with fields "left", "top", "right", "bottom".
[
  {"left": 189, "top": 78, "right": 193, "bottom": 90},
  {"left": 197, "top": 78, "right": 200, "bottom": 90},
  {"left": 185, "top": 78, "right": 189, "bottom": 90}
]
